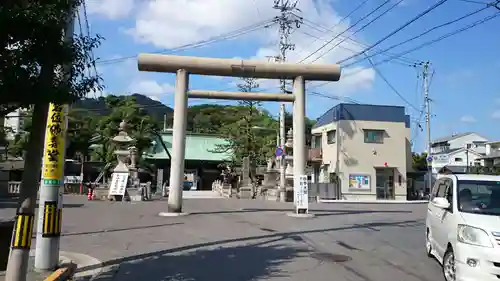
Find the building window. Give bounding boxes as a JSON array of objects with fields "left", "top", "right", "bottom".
[
  {"left": 454, "top": 157, "right": 463, "bottom": 162},
  {"left": 327, "top": 130, "right": 336, "bottom": 144},
  {"left": 311, "top": 135, "right": 322, "bottom": 148},
  {"left": 364, "top": 130, "right": 384, "bottom": 144}
]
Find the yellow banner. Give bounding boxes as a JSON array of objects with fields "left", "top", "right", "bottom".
[{"left": 42, "top": 103, "right": 68, "bottom": 180}]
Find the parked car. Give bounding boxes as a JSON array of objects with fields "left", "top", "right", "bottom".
[{"left": 426, "top": 173, "right": 500, "bottom": 281}]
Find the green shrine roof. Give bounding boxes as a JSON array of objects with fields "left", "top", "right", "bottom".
[{"left": 144, "top": 131, "right": 231, "bottom": 161}]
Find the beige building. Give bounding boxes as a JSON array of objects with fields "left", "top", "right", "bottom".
[{"left": 309, "top": 104, "right": 412, "bottom": 201}]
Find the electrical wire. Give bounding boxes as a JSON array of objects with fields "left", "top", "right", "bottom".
[
  {"left": 294, "top": 0, "right": 370, "bottom": 57},
  {"left": 298, "top": 0, "right": 392, "bottom": 63},
  {"left": 310, "top": 0, "right": 405, "bottom": 63},
  {"left": 338, "top": 0, "right": 449, "bottom": 64},
  {"left": 301, "top": 21, "right": 422, "bottom": 66},
  {"left": 298, "top": 30, "right": 414, "bottom": 67},
  {"left": 97, "top": 19, "right": 276, "bottom": 65},
  {"left": 366, "top": 57, "right": 421, "bottom": 112},
  {"left": 309, "top": 91, "right": 362, "bottom": 104},
  {"left": 311, "top": 11, "right": 500, "bottom": 89},
  {"left": 342, "top": 4, "right": 491, "bottom": 67}
]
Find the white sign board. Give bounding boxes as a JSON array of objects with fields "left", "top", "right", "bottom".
[
  {"left": 108, "top": 172, "right": 129, "bottom": 196},
  {"left": 64, "top": 175, "right": 82, "bottom": 184},
  {"left": 294, "top": 174, "right": 308, "bottom": 211}
]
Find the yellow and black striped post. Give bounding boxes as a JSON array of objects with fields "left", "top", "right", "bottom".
[
  {"left": 42, "top": 201, "right": 62, "bottom": 238},
  {"left": 11, "top": 213, "right": 34, "bottom": 249}
]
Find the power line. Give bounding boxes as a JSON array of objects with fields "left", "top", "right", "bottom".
[
  {"left": 298, "top": 30, "right": 414, "bottom": 67},
  {"left": 293, "top": 0, "right": 370, "bottom": 57},
  {"left": 365, "top": 57, "right": 421, "bottom": 112},
  {"left": 97, "top": 19, "right": 276, "bottom": 65},
  {"left": 303, "top": 19, "right": 420, "bottom": 65},
  {"left": 299, "top": 0, "right": 392, "bottom": 63},
  {"left": 338, "top": 0, "right": 449, "bottom": 64},
  {"left": 342, "top": 4, "right": 491, "bottom": 67},
  {"left": 310, "top": 0, "right": 405, "bottom": 63},
  {"left": 312, "top": 11, "right": 500, "bottom": 89}
]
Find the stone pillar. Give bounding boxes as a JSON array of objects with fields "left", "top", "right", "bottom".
[
  {"left": 167, "top": 69, "right": 189, "bottom": 213},
  {"left": 239, "top": 157, "right": 253, "bottom": 199},
  {"left": 156, "top": 168, "right": 164, "bottom": 196}
]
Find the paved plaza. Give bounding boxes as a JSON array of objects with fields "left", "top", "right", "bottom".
[{"left": 1, "top": 196, "right": 444, "bottom": 281}]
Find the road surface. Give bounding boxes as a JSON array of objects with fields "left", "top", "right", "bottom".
[{"left": 1, "top": 196, "right": 444, "bottom": 281}]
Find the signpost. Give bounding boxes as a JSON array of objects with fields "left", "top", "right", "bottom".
[
  {"left": 294, "top": 174, "right": 309, "bottom": 214},
  {"left": 275, "top": 147, "right": 284, "bottom": 157},
  {"left": 108, "top": 172, "right": 129, "bottom": 197}
]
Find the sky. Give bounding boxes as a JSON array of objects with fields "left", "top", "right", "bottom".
[{"left": 83, "top": 0, "right": 500, "bottom": 152}]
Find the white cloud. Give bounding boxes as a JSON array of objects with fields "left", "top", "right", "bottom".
[
  {"left": 126, "top": 0, "right": 376, "bottom": 95},
  {"left": 86, "top": 0, "right": 135, "bottom": 20},
  {"left": 460, "top": 115, "right": 476, "bottom": 123},
  {"left": 128, "top": 79, "right": 174, "bottom": 101},
  {"left": 492, "top": 110, "right": 500, "bottom": 119},
  {"left": 495, "top": 98, "right": 500, "bottom": 104}
]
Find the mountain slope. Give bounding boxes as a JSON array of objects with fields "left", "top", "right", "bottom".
[{"left": 74, "top": 94, "right": 173, "bottom": 121}]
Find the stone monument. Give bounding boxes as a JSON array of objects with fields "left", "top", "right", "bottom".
[
  {"left": 260, "top": 157, "right": 279, "bottom": 200},
  {"left": 238, "top": 156, "right": 253, "bottom": 199},
  {"left": 108, "top": 121, "right": 134, "bottom": 201}
]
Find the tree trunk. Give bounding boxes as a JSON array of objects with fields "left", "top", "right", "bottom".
[{"left": 5, "top": 102, "right": 49, "bottom": 281}]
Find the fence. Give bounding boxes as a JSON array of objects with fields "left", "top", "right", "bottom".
[{"left": 308, "top": 182, "right": 340, "bottom": 201}]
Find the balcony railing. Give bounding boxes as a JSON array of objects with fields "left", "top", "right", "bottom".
[{"left": 308, "top": 148, "right": 322, "bottom": 161}]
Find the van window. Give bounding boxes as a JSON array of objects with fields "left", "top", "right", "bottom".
[{"left": 435, "top": 179, "right": 447, "bottom": 198}]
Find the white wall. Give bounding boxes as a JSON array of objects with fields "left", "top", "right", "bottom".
[
  {"left": 448, "top": 133, "right": 488, "bottom": 150},
  {"left": 3, "top": 108, "right": 25, "bottom": 140}
]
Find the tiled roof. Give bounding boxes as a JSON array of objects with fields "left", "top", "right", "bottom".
[
  {"left": 145, "top": 132, "right": 231, "bottom": 161},
  {"left": 431, "top": 132, "right": 474, "bottom": 144}
]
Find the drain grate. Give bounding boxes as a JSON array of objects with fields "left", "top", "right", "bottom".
[{"left": 311, "top": 252, "right": 352, "bottom": 263}]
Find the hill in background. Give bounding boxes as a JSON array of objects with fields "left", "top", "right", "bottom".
[{"left": 74, "top": 93, "right": 173, "bottom": 122}]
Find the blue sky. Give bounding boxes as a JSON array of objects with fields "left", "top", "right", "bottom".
[{"left": 83, "top": 0, "right": 500, "bottom": 152}]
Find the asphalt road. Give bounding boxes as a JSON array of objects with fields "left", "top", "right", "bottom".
[{"left": 1, "top": 196, "right": 444, "bottom": 281}]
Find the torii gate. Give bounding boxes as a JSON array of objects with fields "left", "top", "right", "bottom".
[{"left": 137, "top": 54, "right": 341, "bottom": 216}]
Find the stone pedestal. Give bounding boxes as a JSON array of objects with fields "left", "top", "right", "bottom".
[{"left": 238, "top": 157, "right": 253, "bottom": 199}]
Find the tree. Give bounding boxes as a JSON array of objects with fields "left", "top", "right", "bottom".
[
  {"left": 94, "top": 96, "right": 159, "bottom": 166},
  {"left": 2, "top": 1, "right": 103, "bottom": 278},
  {"left": 213, "top": 78, "right": 275, "bottom": 166},
  {"left": 412, "top": 152, "right": 428, "bottom": 171},
  {"left": 66, "top": 108, "right": 100, "bottom": 161}
]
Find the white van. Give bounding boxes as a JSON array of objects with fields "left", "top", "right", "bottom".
[{"left": 426, "top": 174, "right": 500, "bottom": 281}]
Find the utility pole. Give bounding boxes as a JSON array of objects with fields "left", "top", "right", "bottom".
[
  {"left": 272, "top": 0, "right": 302, "bottom": 202},
  {"left": 5, "top": 3, "right": 75, "bottom": 280},
  {"left": 423, "top": 61, "right": 432, "bottom": 193},
  {"left": 34, "top": 0, "right": 74, "bottom": 271}
]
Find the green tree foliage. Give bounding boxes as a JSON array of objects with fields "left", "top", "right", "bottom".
[
  {"left": 0, "top": 0, "right": 103, "bottom": 110},
  {"left": 66, "top": 108, "right": 99, "bottom": 161},
  {"left": 412, "top": 152, "right": 428, "bottom": 171},
  {"left": 212, "top": 78, "right": 278, "bottom": 166},
  {"left": 93, "top": 95, "right": 159, "bottom": 165}
]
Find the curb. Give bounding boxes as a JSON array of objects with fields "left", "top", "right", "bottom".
[
  {"left": 60, "top": 251, "right": 103, "bottom": 280},
  {"left": 29, "top": 251, "right": 103, "bottom": 281},
  {"left": 42, "top": 263, "right": 76, "bottom": 281},
  {"left": 317, "top": 199, "right": 429, "bottom": 204}
]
